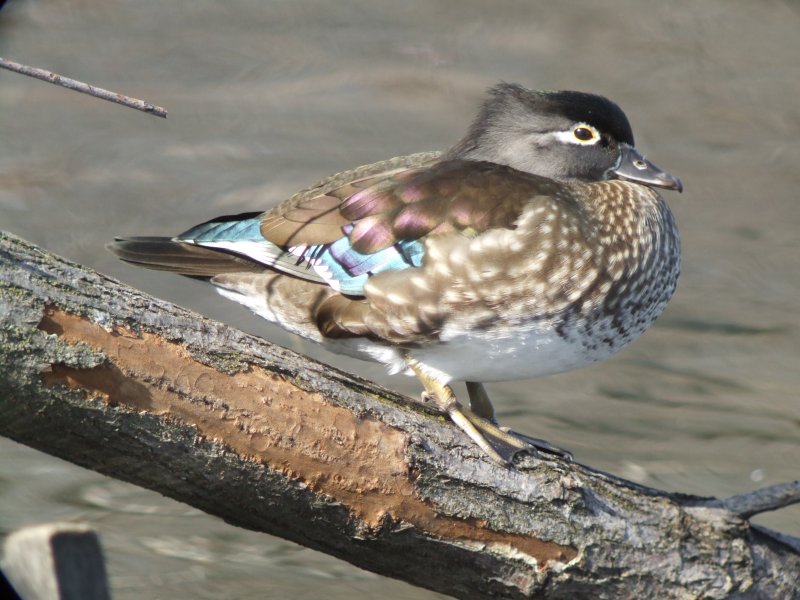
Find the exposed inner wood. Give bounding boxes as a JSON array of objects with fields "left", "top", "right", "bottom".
[{"left": 38, "top": 306, "right": 577, "bottom": 567}]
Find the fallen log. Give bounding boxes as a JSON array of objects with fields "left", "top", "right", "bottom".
[{"left": 1, "top": 230, "right": 798, "bottom": 599}]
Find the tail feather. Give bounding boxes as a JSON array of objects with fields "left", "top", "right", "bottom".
[{"left": 108, "top": 237, "right": 266, "bottom": 278}]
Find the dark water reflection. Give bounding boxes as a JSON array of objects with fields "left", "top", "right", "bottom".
[{"left": 1, "top": 1, "right": 798, "bottom": 598}]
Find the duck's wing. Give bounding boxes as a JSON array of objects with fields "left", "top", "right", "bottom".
[
  {"left": 109, "top": 152, "right": 440, "bottom": 281},
  {"left": 253, "top": 159, "right": 558, "bottom": 296}
]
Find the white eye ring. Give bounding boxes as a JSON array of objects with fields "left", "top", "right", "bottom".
[{"left": 553, "top": 123, "right": 601, "bottom": 146}]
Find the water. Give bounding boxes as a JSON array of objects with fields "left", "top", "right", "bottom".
[{"left": 1, "top": 1, "right": 798, "bottom": 597}]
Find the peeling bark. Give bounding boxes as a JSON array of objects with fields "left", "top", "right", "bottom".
[{"left": 1, "top": 230, "right": 799, "bottom": 599}]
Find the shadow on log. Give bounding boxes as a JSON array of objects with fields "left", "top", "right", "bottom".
[{"left": 1, "top": 230, "right": 799, "bottom": 599}]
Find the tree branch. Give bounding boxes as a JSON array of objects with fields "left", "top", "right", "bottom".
[
  {"left": 723, "top": 481, "right": 800, "bottom": 520},
  {"left": 0, "top": 57, "right": 168, "bottom": 118},
  {"left": 1, "top": 229, "right": 799, "bottom": 599}
]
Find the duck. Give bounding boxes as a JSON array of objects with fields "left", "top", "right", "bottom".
[{"left": 110, "top": 82, "right": 683, "bottom": 465}]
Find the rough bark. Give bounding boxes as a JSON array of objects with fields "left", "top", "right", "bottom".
[{"left": 0, "top": 230, "right": 798, "bottom": 600}]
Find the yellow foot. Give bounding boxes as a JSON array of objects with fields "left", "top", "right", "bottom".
[{"left": 410, "top": 361, "right": 571, "bottom": 465}]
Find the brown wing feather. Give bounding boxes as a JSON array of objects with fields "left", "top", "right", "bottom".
[
  {"left": 109, "top": 237, "right": 266, "bottom": 277},
  {"left": 339, "top": 160, "right": 563, "bottom": 254},
  {"left": 258, "top": 147, "right": 566, "bottom": 264},
  {"left": 260, "top": 194, "right": 348, "bottom": 246},
  {"left": 314, "top": 295, "right": 372, "bottom": 338},
  {"left": 259, "top": 152, "right": 440, "bottom": 247}
]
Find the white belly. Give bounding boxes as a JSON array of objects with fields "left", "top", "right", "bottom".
[
  {"left": 409, "top": 331, "right": 595, "bottom": 382},
  {"left": 329, "top": 315, "right": 630, "bottom": 384}
]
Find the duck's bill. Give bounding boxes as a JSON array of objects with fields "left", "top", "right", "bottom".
[{"left": 610, "top": 144, "right": 683, "bottom": 193}]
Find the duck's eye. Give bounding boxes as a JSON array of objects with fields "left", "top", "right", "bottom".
[
  {"left": 553, "top": 123, "right": 601, "bottom": 145},
  {"left": 573, "top": 126, "right": 595, "bottom": 142}
]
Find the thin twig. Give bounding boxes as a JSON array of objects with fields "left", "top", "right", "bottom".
[
  {"left": 723, "top": 480, "right": 800, "bottom": 519},
  {"left": 0, "top": 57, "right": 167, "bottom": 118}
]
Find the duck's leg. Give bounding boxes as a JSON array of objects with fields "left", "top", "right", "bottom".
[
  {"left": 408, "top": 359, "right": 537, "bottom": 465},
  {"left": 465, "top": 381, "right": 495, "bottom": 421},
  {"left": 465, "top": 380, "right": 574, "bottom": 462}
]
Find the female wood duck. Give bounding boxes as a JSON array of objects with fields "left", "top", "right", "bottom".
[{"left": 111, "top": 83, "right": 683, "bottom": 465}]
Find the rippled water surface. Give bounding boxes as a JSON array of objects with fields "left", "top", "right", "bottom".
[{"left": 1, "top": 1, "right": 799, "bottom": 598}]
